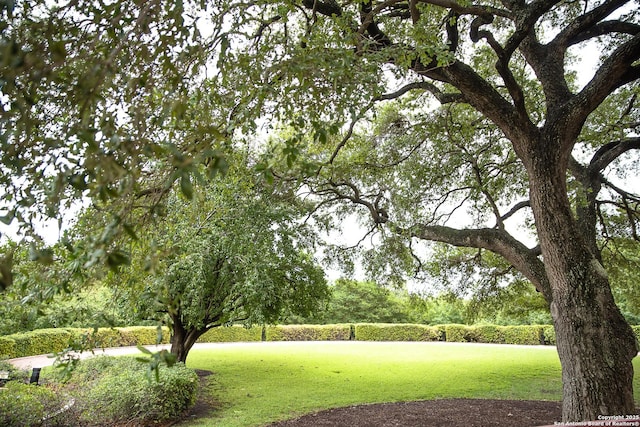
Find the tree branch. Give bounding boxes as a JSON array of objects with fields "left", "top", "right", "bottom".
[
  {"left": 415, "top": 0, "right": 510, "bottom": 19},
  {"left": 574, "top": 33, "right": 640, "bottom": 125},
  {"left": 590, "top": 137, "right": 640, "bottom": 173},
  {"left": 301, "top": 0, "right": 342, "bottom": 17},
  {"left": 438, "top": 61, "right": 538, "bottom": 145},
  {"left": 399, "top": 222, "right": 551, "bottom": 300},
  {"left": 376, "top": 81, "right": 464, "bottom": 104},
  {"left": 500, "top": 200, "right": 531, "bottom": 222},
  {"left": 554, "top": 0, "right": 633, "bottom": 47},
  {"left": 567, "top": 21, "right": 640, "bottom": 46},
  {"left": 325, "top": 180, "right": 389, "bottom": 224},
  {"left": 357, "top": 0, "right": 395, "bottom": 50},
  {"left": 502, "top": 0, "right": 558, "bottom": 57}
]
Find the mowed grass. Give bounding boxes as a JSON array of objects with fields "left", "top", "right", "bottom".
[{"left": 180, "top": 341, "right": 566, "bottom": 427}]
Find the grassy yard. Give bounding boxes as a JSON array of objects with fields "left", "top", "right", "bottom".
[{"left": 179, "top": 341, "right": 565, "bottom": 427}]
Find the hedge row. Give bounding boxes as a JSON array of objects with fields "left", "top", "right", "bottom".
[
  {"left": 266, "top": 324, "right": 353, "bottom": 341},
  {"left": 0, "top": 326, "right": 170, "bottom": 359},
  {"left": 197, "top": 325, "right": 263, "bottom": 343},
  {"left": 6, "top": 323, "right": 638, "bottom": 359},
  {"left": 355, "top": 323, "right": 441, "bottom": 341},
  {"left": 261, "top": 324, "right": 549, "bottom": 344}
]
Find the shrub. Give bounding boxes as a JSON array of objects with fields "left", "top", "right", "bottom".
[
  {"left": 632, "top": 326, "right": 640, "bottom": 344},
  {"left": 0, "top": 359, "right": 30, "bottom": 383},
  {"left": 433, "top": 325, "right": 447, "bottom": 341},
  {"left": 354, "top": 323, "right": 440, "bottom": 341},
  {"left": 472, "top": 325, "right": 505, "bottom": 344},
  {"left": 68, "top": 356, "right": 198, "bottom": 426},
  {"left": 9, "top": 332, "right": 33, "bottom": 357},
  {"left": 442, "top": 324, "right": 472, "bottom": 342},
  {"left": 0, "top": 336, "right": 16, "bottom": 358},
  {"left": 9, "top": 329, "right": 73, "bottom": 358},
  {"left": 1, "top": 326, "right": 171, "bottom": 358},
  {"left": 0, "top": 381, "right": 65, "bottom": 427},
  {"left": 267, "top": 324, "right": 352, "bottom": 341},
  {"left": 117, "top": 326, "right": 171, "bottom": 346},
  {"left": 197, "top": 325, "right": 263, "bottom": 343},
  {"left": 86, "top": 328, "right": 122, "bottom": 348},
  {"left": 542, "top": 325, "right": 556, "bottom": 345},
  {"left": 501, "top": 325, "right": 545, "bottom": 345}
]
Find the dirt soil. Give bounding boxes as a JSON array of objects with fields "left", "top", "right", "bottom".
[
  {"left": 266, "top": 399, "right": 563, "bottom": 427},
  {"left": 178, "top": 370, "right": 564, "bottom": 427}
]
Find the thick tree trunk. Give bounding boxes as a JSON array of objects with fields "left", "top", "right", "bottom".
[
  {"left": 552, "top": 283, "right": 637, "bottom": 421},
  {"left": 170, "top": 321, "right": 189, "bottom": 363},
  {"left": 528, "top": 151, "right": 638, "bottom": 422},
  {"left": 170, "top": 318, "right": 207, "bottom": 363}
]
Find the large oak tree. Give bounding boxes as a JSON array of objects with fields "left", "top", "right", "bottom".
[
  {"left": 213, "top": 1, "right": 639, "bottom": 421},
  {"left": 1, "top": 0, "right": 639, "bottom": 422}
]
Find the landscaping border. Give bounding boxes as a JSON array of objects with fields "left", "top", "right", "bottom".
[{"left": 3, "top": 323, "right": 639, "bottom": 359}]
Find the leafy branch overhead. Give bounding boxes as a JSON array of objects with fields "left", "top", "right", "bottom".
[{"left": 0, "top": 0, "right": 639, "bottom": 421}]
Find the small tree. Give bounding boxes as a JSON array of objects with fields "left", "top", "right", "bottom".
[
  {"left": 161, "top": 240, "right": 326, "bottom": 362},
  {"left": 127, "top": 161, "right": 329, "bottom": 363}
]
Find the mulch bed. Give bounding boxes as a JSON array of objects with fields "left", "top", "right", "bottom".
[
  {"left": 266, "top": 399, "right": 563, "bottom": 427},
  {"left": 178, "top": 370, "right": 564, "bottom": 427}
]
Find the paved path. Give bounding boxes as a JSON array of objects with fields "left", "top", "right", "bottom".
[
  {"left": 7, "top": 344, "right": 173, "bottom": 369},
  {"left": 6, "top": 342, "right": 288, "bottom": 369}
]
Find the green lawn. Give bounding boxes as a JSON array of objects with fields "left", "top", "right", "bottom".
[{"left": 179, "top": 341, "right": 566, "bottom": 427}]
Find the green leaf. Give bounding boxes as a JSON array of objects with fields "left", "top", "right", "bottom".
[
  {"left": 314, "top": 128, "right": 328, "bottom": 144},
  {"left": 49, "top": 40, "right": 67, "bottom": 62},
  {"left": 107, "top": 249, "right": 131, "bottom": 270},
  {"left": 180, "top": 174, "right": 193, "bottom": 199},
  {"left": 137, "top": 344, "right": 153, "bottom": 355},
  {"left": 156, "top": 325, "right": 164, "bottom": 345},
  {"left": 159, "top": 349, "right": 177, "bottom": 367},
  {"left": 123, "top": 223, "right": 138, "bottom": 240},
  {"left": 28, "top": 245, "right": 54, "bottom": 265},
  {"left": 0, "top": 212, "right": 13, "bottom": 225}
]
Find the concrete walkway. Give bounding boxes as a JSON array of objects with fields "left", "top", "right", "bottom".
[
  {"left": 7, "top": 344, "right": 174, "bottom": 370},
  {"left": 6, "top": 341, "right": 285, "bottom": 369}
]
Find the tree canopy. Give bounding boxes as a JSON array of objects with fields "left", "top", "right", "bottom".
[
  {"left": 1, "top": 0, "right": 639, "bottom": 421},
  {"left": 85, "top": 156, "right": 329, "bottom": 362}
]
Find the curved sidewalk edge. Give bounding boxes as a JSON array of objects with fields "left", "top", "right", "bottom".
[
  {"left": 7, "top": 344, "right": 172, "bottom": 370},
  {"left": 5, "top": 342, "right": 264, "bottom": 369}
]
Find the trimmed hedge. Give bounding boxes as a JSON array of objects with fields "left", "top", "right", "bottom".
[
  {"left": 1, "top": 326, "right": 171, "bottom": 359},
  {"left": 443, "top": 324, "right": 470, "bottom": 342},
  {"left": 0, "top": 336, "right": 16, "bottom": 359},
  {"left": 502, "top": 325, "right": 545, "bottom": 345},
  {"left": 197, "top": 325, "right": 263, "bottom": 343},
  {"left": 267, "top": 324, "right": 352, "bottom": 341},
  {"left": 542, "top": 325, "right": 556, "bottom": 345},
  {"left": 10, "top": 328, "right": 73, "bottom": 357},
  {"left": 2, "top": 323, "right": 560, "bottom": 359},
  {"left": 354, "top": 323, "right": 440, "bottom": 341},
  {"left": 117, "top": 326, "right": 171, "bottom": 346},
  {"left": 472, "top": 325, "right": 503, "bottom": 343},
  {"left": 632, "top": 326, "right": 640, "bottom": 344},
  {"left": 100, "top": 326, "right": 169, "bottom": 347},
  {"left": 441, "top": 324, "right": 546, "bottom": 345}
]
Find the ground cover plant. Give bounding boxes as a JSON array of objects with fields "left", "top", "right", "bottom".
[
  {"left": 180, "top": 341, "right": 568, "bottom": 427},
  {"left": 61, "top": 356, "right": 198, "bottom": 426},
  {"left": 0, "top": 356, "right": 198, "bottom": 427}
]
